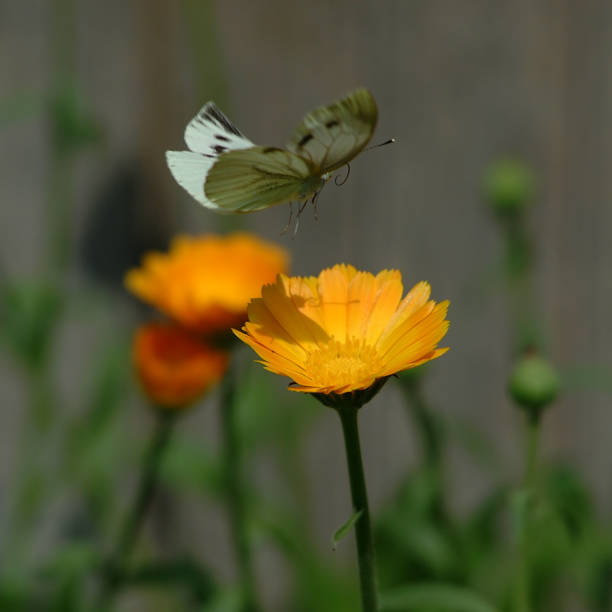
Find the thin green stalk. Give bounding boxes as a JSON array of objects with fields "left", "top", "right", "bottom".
[
  {"left": 399, "top": 376, "right": 442, "bottom": 476},
  {"left": 515, "top": 415, "right": 541, "bottom": 612},
  {"left": 503, "top": 215, "right": 538, "bottom": 354},
  {"left": 48, "top": 0, "right": 77, "bottom": 276},
  {"left": 99, "top": 411, "right": 175, "bottom": 607},
  {"left": 338, "top": 406, "right": 379, "bottom": 612},
  {"left": 220, "top": 362, "right": 259, "bottom": 612},
  {"left": 8, "top": 365, "right": 56, "bottom": 561},
  {"left": 522, "top": 416, "right": 540, "bottom": 490}
]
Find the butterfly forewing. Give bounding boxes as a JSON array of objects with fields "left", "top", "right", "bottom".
[
  {"left": 204, "top": 147, "right": 315, "bottom": 213},
  {"left": 184, "top": 102, "right": 253, "bottom": 156},
  {"left": 287, "top": 88, "right": 378, "bottom": 174}
]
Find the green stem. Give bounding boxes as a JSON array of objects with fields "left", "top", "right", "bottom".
[
  {"left": 49, "top": 0, "right": 77, "bottom": 276},
  {"left": 515, "top": 414, "right": 541, "bottom": 612},
  {"left": 503, "top": 215, "right": 538, "bottom": 354},
  {"left": 8, "top": 365, "right": 56, "bottom": 560},
  {"left": 523, "top": 416, "right": 540, "bottom": 489},
  {"left": 338, "top": 406, "right": 379, "bottom": 612},
  {"left": 221, "top": 362, "right": 259, "bottom": 612},
  {"left": 99, "top": 411, "right": 175, "bottom": 607},
  {"left": 400, "top": 377, "right": 442, "bottom": 474}
]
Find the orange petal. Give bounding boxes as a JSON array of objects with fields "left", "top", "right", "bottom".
[
  {"left": 346, "top": 271, "right": 378, "bottom": 340},
  {"left": 364, "top": 270, "right": 404, "bottom": 344},
  {"left": 318, "top": 266, "right": 354, "bottom": 341},
  {"left": 381, "top": 304, "right": 450, "bottom": 371}
]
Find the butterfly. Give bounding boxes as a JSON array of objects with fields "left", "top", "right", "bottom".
[{"left": 166, "top": 88, "right": 378, "bottom": 214}]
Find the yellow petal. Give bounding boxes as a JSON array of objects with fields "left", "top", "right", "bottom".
[
  {"left": 381, "top": 304, "right": 450, "bottom": 371},
  {"left": 318, "top": 266, "right": 353, "bottom": 340},
  {"left": 346, "top": 271, "right": 377, "bottom": 340},
  {"left": 364, "top": 270, "right": 404, "bottom": 344},
  {"left": 260, "top": 277, "right": 328, "bottom": 352},
  {"left": 379, "top": 281, "right": 431, "bottom": 339}
]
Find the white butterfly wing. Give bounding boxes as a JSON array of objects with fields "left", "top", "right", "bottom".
[
  {"left": 165, "top": 151, "right": 219, "bottom": 209},
  {"left": 167, "top": 102, "right": 255, "bottom": 210},
  {"left": 184, "top": 102, "right": 254, "bottom": 155},
  {"left": 287, "top": 88, "right": 378, "bottom": 174}
]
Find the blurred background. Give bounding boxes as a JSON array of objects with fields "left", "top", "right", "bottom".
[{"left": 2, "top": 1, "right": 612, "bottom": 611}]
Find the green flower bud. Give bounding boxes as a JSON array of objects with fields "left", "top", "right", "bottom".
[
  {"left": 509, "top": 354, "right": 560, "bottom": 419},
  {"left": 485, "top": 159, "right": 534, "bottom": 215}
]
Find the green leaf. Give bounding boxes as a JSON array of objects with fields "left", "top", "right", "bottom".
[
  {"left": 331, "top": 510, "right": 363, "bottom": 551},
  {"left": 0, "top": 281, "right": 63, "bottom": 369},
  {"left": 50, "top": 84, "right": 103, "bottom": 157},
  {"left": 380, "top": 583, "right": 500, "bottom": 612}
]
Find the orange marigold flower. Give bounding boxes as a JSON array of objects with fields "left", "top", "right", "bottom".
[
  {"left": 133, "top": 323, "right": 228, "bottom": 408},
  {"left": 234, "top": 264, "right": 450, "bottom": 399},
  {"left": 125, "top": 233, "right": 289, "bottom": 335}
]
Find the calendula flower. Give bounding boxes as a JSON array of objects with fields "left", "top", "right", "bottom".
[
  {"left": 133, "top": 322, "right": 228, "bottom": 408},
  {"left": 235, "top": 264, "right": 450, "bottom": 402},
  {"left": 125, "top": 233, "right": 289, "bottom": 336}
]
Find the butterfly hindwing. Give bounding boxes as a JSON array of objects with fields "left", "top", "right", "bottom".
[
  {"left": 287, "top": 88, "right": 378, "bottom": 174},
  {"left": 166, "top": 150, "right": 216, "bottom": 208},
  {"left": 204, "top": 147, "right": 315, "bottom": 213}
]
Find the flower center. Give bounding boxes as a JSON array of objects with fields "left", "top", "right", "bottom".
[{"left": 304, "top": 339, "right": 383, "bottom": 389}]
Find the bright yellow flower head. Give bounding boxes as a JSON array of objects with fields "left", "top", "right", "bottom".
[
  {"left": 234, "top": 264, "right": 450, "bottom": 398},
  {"left": 125, "top": 233, "right": 289, "bottom": 335},
  {"left": 133, "top": 322, "right": 228, "bottom": 409}
]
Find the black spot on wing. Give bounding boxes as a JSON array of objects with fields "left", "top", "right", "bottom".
[
  {"left": 215, "top": 134, "right": 230, "bottom": 142},
  {"left": 325, "top": 120, "right": 339, "bottom": 128},
  {"left": 213, "top": 145, "right": 227, "bottom": 154},
  {"left": 297, "top": 133, "right": 313, "bottom": 147},
  {"left": 203, "top": 105, "right": 244, "bottom": 137}
]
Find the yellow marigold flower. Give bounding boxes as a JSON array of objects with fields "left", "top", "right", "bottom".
[
  {"left": 234, "top": 264, "right": 450, "bottom": 399},
  {"left": 125, "top": 233, "right": 289, "bottom": 335},
  {"left": 133, "top": 323, "right": 228, "bottom": 408}
]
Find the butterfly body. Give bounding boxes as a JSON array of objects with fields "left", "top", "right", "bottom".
[{"left": 166, "top": 88, "right": 378, "bottom": 214}]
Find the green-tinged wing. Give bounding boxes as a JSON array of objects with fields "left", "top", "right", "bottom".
[
  {"left": 287, "top": 88, "right": 378, "bottom": 174},
  {"left": 204, "top": 146, "right": 318, "bottom": 213}
]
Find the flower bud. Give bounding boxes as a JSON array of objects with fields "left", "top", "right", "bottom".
[
  {"left": 509, "top": 354, "right": 560, "bottom": 419},
  {"left": 485, "top": 159, "right": 534, "bottom": 215}
]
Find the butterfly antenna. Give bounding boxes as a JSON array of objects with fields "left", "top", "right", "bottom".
[
  {"left": 335, "top": 163, "right": 351, "bottom": 186},
  {"left": 364, "top": 138, "right": 396, "bottom": 152}
]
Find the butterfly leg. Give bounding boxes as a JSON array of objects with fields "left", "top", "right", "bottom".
[
  {"left": 293, "top": 199, "right": 310, "bottom": 237},
  {"left": 297, "top": 199, "right": 309, "bottom": 216},
  {"left": 281, "top": 202, "right": 294, "bottom": 235},
  {"left": 292, "top": 213, "right": 300, "bottom": 237},
  {"left": 312, "top": 191, "right": 320, "bottom": 221}
]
